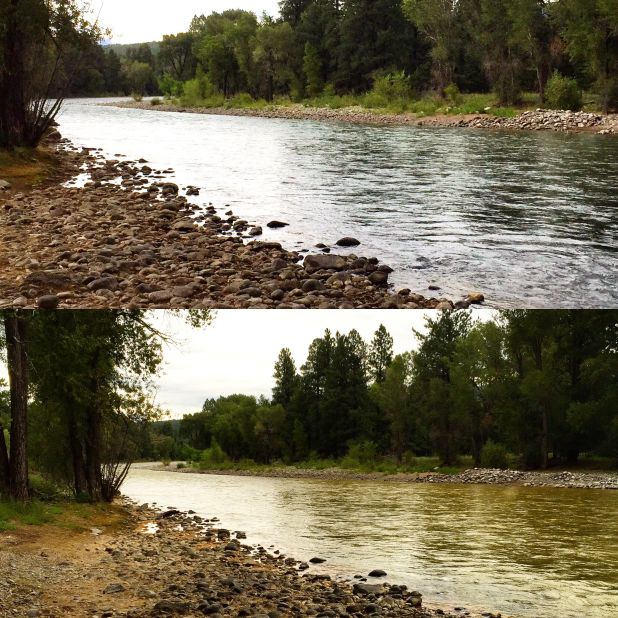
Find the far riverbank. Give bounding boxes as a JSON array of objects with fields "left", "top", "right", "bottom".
[
  {"left": 142, "top": 462, "right": 618, "bottom": 490},
  {"left": 113, "top": 101, "right": 618, "bottom": 135}
]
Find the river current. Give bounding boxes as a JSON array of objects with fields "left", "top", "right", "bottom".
[
  {"left": 123, "top": 467, "right": 618, "bottom": 618},
  {"left": 57, "top": 98, "right": 618, "bottom": 309}
]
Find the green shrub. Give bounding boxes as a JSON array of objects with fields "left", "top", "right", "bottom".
[
  {"left": 199, "top": 439, "right": 229, "bottom": 468},
  {"left": 150, "top": 98, "right": 161, "bottom": 106},
  {"left": 161, "top": 458, "right": 171, "bottom": 467},
  {"left": 480, "top": 440, "right": 510, "bottom": 470},
  {"left": 341, "top": 440, "right": 378, "bottom": 469},
  {"left": 158, "top": 74, "right": 184, "bottom": 98},
  {"left": 176, "top": 462, "right": 186, "bottom": 470},
  {"left": 444, "top": 83, "right": 463, "bottom": 106},
  {"left": 226, "top": 93, "right": 255, "bottom": 109},
  {"left": 29, "top": 474, "right": 66, "bottom": 501},
  {"left": 545, "top": 72, "right": 583, "bottom": 111},
  {"left": 131, "top": 93, "right": 143, "bottom": 102},
  {"left": 372, "top": 71, "right": 414, "bottom": 103}
]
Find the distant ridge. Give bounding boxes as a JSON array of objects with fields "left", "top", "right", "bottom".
[{"left": 102, "top": 41, "right": 161, "bottom": 56}]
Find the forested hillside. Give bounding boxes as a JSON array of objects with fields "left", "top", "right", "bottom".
[
  {"left": 70, "top": 1, "right": 618, "bottom": 111},
  {"left": 147, "top": 311, "right": 618, "bottom": 472}
]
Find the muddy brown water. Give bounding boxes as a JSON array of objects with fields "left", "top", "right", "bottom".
[{"left": 123, "top": 466, "right": 618, "bottom": 618}]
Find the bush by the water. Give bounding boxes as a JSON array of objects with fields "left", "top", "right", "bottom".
[
  {"left": 545, "top": 72, "right": 583, "bottom": 111},
  {"left": 480, "top": 440, "right": 510, "bottom": 470}
]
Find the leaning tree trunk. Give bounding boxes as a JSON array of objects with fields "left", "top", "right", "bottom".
[{"left": 4, "top": 314, "right": 30, "bottom": 502}]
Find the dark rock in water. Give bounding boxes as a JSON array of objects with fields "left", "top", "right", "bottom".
[
  {"left": 160, "top": 182, "right": 179, "bottom": 196},
  {"left": 157, "top": 509, "right": 181, "bottom": 519},
  {"left": 37, "top": 295, "right": 59, "bottom": 310},
  {"left": 368, "top": 271, "right": 389, "bottom": 285},
  {"left": 315, "top": 243, "right": 328, "bottom": 249},
  {"left": 103, "top": 583, "right": 125, "bottom": 594},
  {"left": 336, "top": 237, "right": 361, "bottom": 247},
  {"left": 428, "top": 285, "right": 441, "bottom": 291},
  {"left": 353, "top": 583, "right": 385, "bottom": 595},
  {"left": 467, "top": 292, "right": 485, "bottom": 304},
  {"left": 368, "top": 569, "right": 387, "bottom": 577},
  {"left": 267, "top": 220, "right": 289, "bottom": 229},
  {"left": 249, "top": 226, "right": 263, "bottom": 237},
  {"left": 309, "top": 557, "right": 327, "bottom": 564},
  {"left": 304, "top": 254, "right": 347, "bottom": 273}
]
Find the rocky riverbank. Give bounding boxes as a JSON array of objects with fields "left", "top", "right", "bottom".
[
  {"left": 113, "top": 101, "right": 618, "bottom": 135},
  {"left": 0, "top": 498, "right": 492, "bottom": 618},
  {"left": 149, "top": 463, "right": 618, "bottom": 491},
  {"left": 0, "top": 140, "right": 482, "bottom": 310}
]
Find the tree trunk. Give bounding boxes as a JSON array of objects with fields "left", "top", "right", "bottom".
[
  {"left": 85, "top": 405, "right": 103, "bottom": 502},
  {"left": 0, "top": 1, "right": 27, "bottom": 148},
  {"left": 4, "top": 314, "right": 30, "bottom": 502},
  {"left": 0, "top": 423, "right": 10, "bottom": 495},
  {"left": 68, "top": 413, "right": 89, "bottom": 498}
]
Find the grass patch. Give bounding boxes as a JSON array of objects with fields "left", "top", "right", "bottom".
[
  {"left": 0, "top": 500, "right": 64, "bottom": 530},
  {"left": 0, "top": 498, "right": 127, "bottom": 534}
]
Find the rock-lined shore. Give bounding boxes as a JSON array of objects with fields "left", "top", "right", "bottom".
[
  {"left": 0, "top": 499, "right": 488, "bottom": 618},
  {"left": 114, "top": 101, "right": 618, "bottom": 135},
  {"left": 0, "top": 141, "right": 481, "bottom": 310},
  {"left": 154, "top": 463, "right": 618, "bottom": 491}
]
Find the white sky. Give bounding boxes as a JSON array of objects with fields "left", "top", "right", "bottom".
[
  {"left": 1, "top": 310, "right": 494, "bottom": 419},
  {"left": 150, "top": 310, "right": 434, "bottom": 417},
  {"left": 91, "top": 0, "right": 281, "bottom": 44}
]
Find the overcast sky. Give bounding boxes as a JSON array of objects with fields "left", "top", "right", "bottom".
[
  {"left": 150, "top": 310, "right": 433, "bottom": 417},
  {"left": 91, "top": 1, "right": 281, "bottom": 44},
  {"left": 0, "top": 310, "right": 492, "bottom": 419}
]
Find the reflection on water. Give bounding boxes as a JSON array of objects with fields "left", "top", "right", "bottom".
[
  {"left": 57, "top": 99, "right": 618, "bottom": 308},
  {"left": 123, "top": 468, "right": 618, "bottom": 618}
]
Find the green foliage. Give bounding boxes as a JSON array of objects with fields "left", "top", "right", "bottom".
[
  {"left": 159, "top": 74, "right": 184, "bottom": 98},
  {"left": 0, "top": 500, "right": 62, "bottom": 531},
  {"left": 480, "top": 440, "right": 510, "bottom": 470},
  {"left": 199, "top": 438, "right": 230, "bottom": 468},
  {"left": 372, "top": 72, "right": 414, "bottom": 103},
  {"left": 341, "top": 440, "right": 378, "bottom": 469},
  {"left": 444, "top": 83, "right": 462, "bottom": 106},
  {"left": 545, "top": 72, "right": 583, "bottom": 111},
  {"left": 150, "top": 98, "right": 161, "bottom": 106}
]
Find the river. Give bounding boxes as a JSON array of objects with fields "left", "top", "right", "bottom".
[
  {"left": 122, "top": 467, "right": 618, "bottom": 618},
  {"left": 56, "top": 98, "right": 618, "bottom": 310}
]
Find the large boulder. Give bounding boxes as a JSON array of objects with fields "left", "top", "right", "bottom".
[
  {"left": 336, "top": 237, "right": 361, "bottom": 247},
  {"left": 304, "top": 254, "right": 347, "bottom": 273},
  {"left": 0, "top": 179, "right": 11, "bottom": 191}
]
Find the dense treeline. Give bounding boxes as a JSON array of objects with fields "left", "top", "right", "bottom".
[
  {"left": 156, "top": 311, "right": 618, "bottom": 471},
  {"left": 0, "top": 310, "right": 211, "bottom": 503},
  {"left": 3, "top": 1, "right": 616, "bottom": 147},
  {"left": 72, "top": 1, "right": 618, "bottom": 111},
  {"left": 0, "top": 0, "right": 101, "bottom": 147}
]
